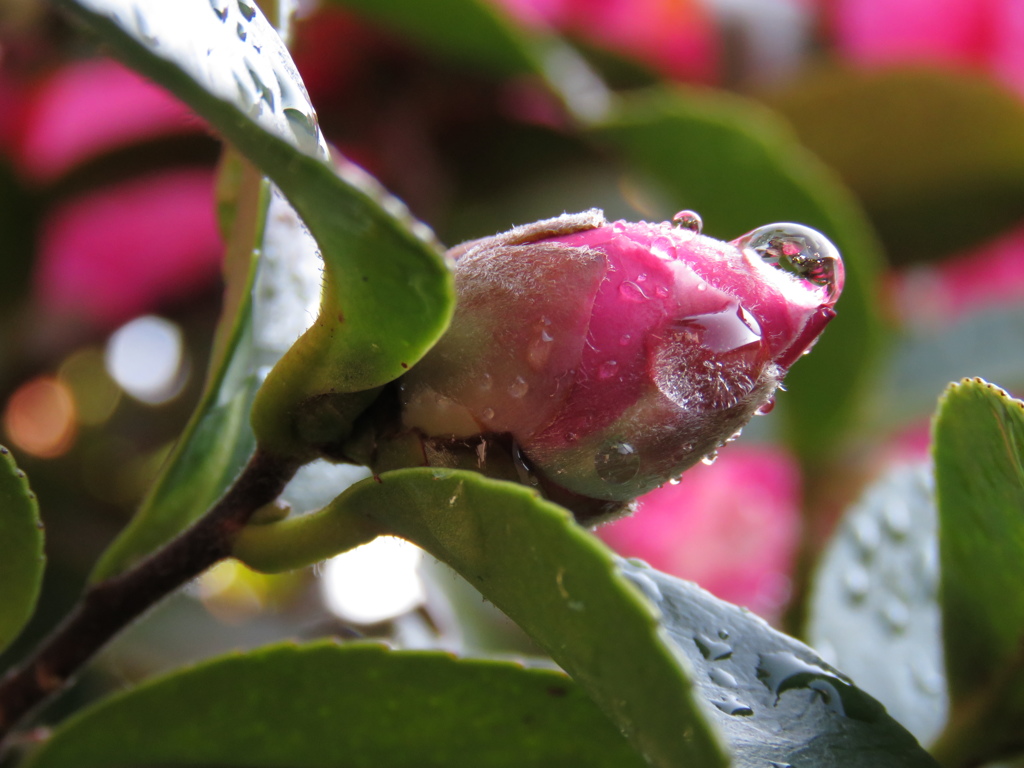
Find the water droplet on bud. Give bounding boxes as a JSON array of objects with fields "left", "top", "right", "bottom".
[
  {"left": 734, "top": 223, "right": 843, "bottom": 303},
  {"left": 701, "top": 451, "right": 719, "bottom": 466},
  {"left": 595, "top": 442, "right": 641, "bottom": 484},
  {"left": 672, "top": 210, "right": 703, "bottom": 233},
  {"left": 508, "top": 376, "right": 529, "bottom": 398},
  {"left": 619, "top": 281, "right": 648, "bottom": 302},
  {"left": 756, "top": 398, "right": 776, "bottom": 415},
  {"left": 619, "top": 334, "right": 631, "bottom": 347},
  {"left": 597, "top": 360, "right": 619, "bottom": 380},
  {"left": 482, "top": 407, "right": 495, "bottom": 421},
  {"left": 527, "top": 328, "right": 554, "bottom": 369}
]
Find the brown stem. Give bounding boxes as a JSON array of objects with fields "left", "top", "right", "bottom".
[{"left": 0, "top": 448, "right": 299, "bottom": 748}]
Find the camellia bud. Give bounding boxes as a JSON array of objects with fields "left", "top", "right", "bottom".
[{"left": 396, "top": 210, "right": 843, "bottom": 522}]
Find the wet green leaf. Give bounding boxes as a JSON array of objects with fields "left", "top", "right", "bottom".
[
  {"left": 767, "top": 67, "right": 1024, "bottom": 266},
  {"left": 59, "top": 0, "right": 453, "bottom": 576},
  {"left": 620, "top": 561, "right": 940, "bottom": 768},
  {"left": 807, "top": 463, "right": 948, "bottom": 746},
  {"left": 0, "top": 446, "right": 45, "bottom": 656},
  {"left": 237, "top": 468, "right": 729, "bottom": 768},
  {"left": 590, "top": 86, "right": 885, "bottom": 464},
  {"left": 58, "top": 0, "right": 453, "bottom": 459},
  {"left": 26, "top": 642, "right": 648, "bottom": 768},
  {"left": 935, "top": 379, "right": 1024, "bottom": 696},
  {"left": 90, "top": 157, "right": 273, "bottom": 580},
  {"left": 235, "top": 469, "right": 939, "bottom": 767},
  {"left": 929, "top": 378, "right": 1024, "bottom": 766}
]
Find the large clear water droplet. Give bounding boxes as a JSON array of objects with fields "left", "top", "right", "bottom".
[
  {"left": 595, "top": 442, "right": 641, "bottom": 485},
  {"left": 672, "top": 210, "right": 703, "bottom": 233},
  {"left": 843, "top": 564, "right": 870, "bottom": 602},
  {"left": 712, "top": 695, "right": 754, "bottom": 717},
  {"left": 284, "top": 108, "right": 321, "bottom": 155},
  {"left": 756, "top": 652, "right": 883, "bottom": 722},
  {"left": 881, "top": 595, "right": 910, "bottom": 634},
  {"left": 653, "top": 303, "right": 767, "bottom": 411},
  {"left": 508, "top": 376, "right": 529, "bottom": 398},
  {"left": 694, "top": 634, "right": 733, "bottom": 661},
  {"left": 709, "top": 668, "right": 738, "bottom": 687},
  {"left": 618, "top": 280, "right": 648, "bottom": 302},
  {"left": 735, "top": 223, "right": 843, "bottom": 303},
  {"left": 512, "top": 442, "right": 539, "bottom": 487},
  {"left": 210, "top": 0, "right": 230, "bottom": 21}
]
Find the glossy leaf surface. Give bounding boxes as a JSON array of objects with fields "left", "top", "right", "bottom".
[
  {"left": 0, "top": 447, "right": 45, "bottom": 656},
  {"left": 591, "top": 87, "right": 885, "bottom": 464},
  {"left": 808, "top": 463, "right": 947, "bottom": 745},
  {"left": 26, "top": 643, "right": 647, "bottom": 768},
  {"left": 930, "top": 378, "right": 1024, "bottom": 765},
  {"left": 91, "top": 157, "right": 274, "bottom": 580},
  {"left": 619, "top": 561, "right": 939, "bottom": 767},
  {"left": 58, "top": 0, "right": 454, "bottom": 460},
  {"left": 238, "top": 468, "right": 729, "bottom": 768},
  {"left": 768, "top": 67, "right": 1024, "bottom": 265}
]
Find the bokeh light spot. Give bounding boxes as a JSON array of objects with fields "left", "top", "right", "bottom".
[
  {"left": 3, "top": 376, "right": 77, "bottom": 458},
  {"left": 321, "top": 536, "right": 425, "bottom": 625},
  {"left": 104, "top": 315, "right": 187, "bottom": 404}
]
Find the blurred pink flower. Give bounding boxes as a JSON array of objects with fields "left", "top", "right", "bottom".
[
  {"left": 831, "top": 0, "right": 1024, "bottom": 97},
  {"left": 597, "top": 445, "right": 802, "bottom": 620},
  {"left": 0, "top": 71, "right": 27, "bottom": 154},
  {"left": 35, "top": 168, "right": 222, "bottom": 326},
  {"left": 888, "top": 225, "right": 1024, "bottom": 327},
  {"left": 493, "top": 0, "right": 718, "bottom": 83},
  {"left": 15, "top": 57, "right": 204, "bottom": 183}
]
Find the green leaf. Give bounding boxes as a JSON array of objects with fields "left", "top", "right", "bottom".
[
  {"left": 807, "top": 463, "right": 948, "bottom": 746},
  {"left": 235, "top": 468, "right": 940, "bottom": 766},
  {"left": 929, "top": 378, "right": 1024, "bottom": 766},
  {"left": 0, "top": 446, "right": 45, "bottom": 655},
  {"left": 935, "top": 379, "right": 1024, "bottom": 694},
  {"left": 590, "top": 87, "right": 885, "bottom": 464},
  {"left": 91, "top": 157, "right": 273, "bottom": 580},
  {"left": 327, "top": 0, "right": 543, "bottom": 77},
  {"left": 237, "top": 469, "right": 729, "bottom": 768},
  {"left": 26, "top": 642, "right": 648, "bottom": 768},
  {"left": 58, "top": 0, "right": 454, "bottom": 459},
  {"left": 766, "top": 66, "right": 1024, "bottom": 266},
  {"left": 620, "top": 561, "right": 940, "bottom": 768}
]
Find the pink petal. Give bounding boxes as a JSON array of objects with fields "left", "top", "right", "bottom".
[
  {"left": 833, "top": 0, "right": 989, "bottom": 68},
  {"left": 17, "top": 58, "right": 204, "bottom": 183},
  {"left": 35, "top": 169, "right": 223, "bottom": 326},
  {"left": 598, "top": 445, "right": 802, "bottom": 621}
]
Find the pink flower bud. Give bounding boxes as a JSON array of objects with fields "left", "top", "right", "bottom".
[{"left": 399, "top": 210, "right": 842, "bottom": 519}]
